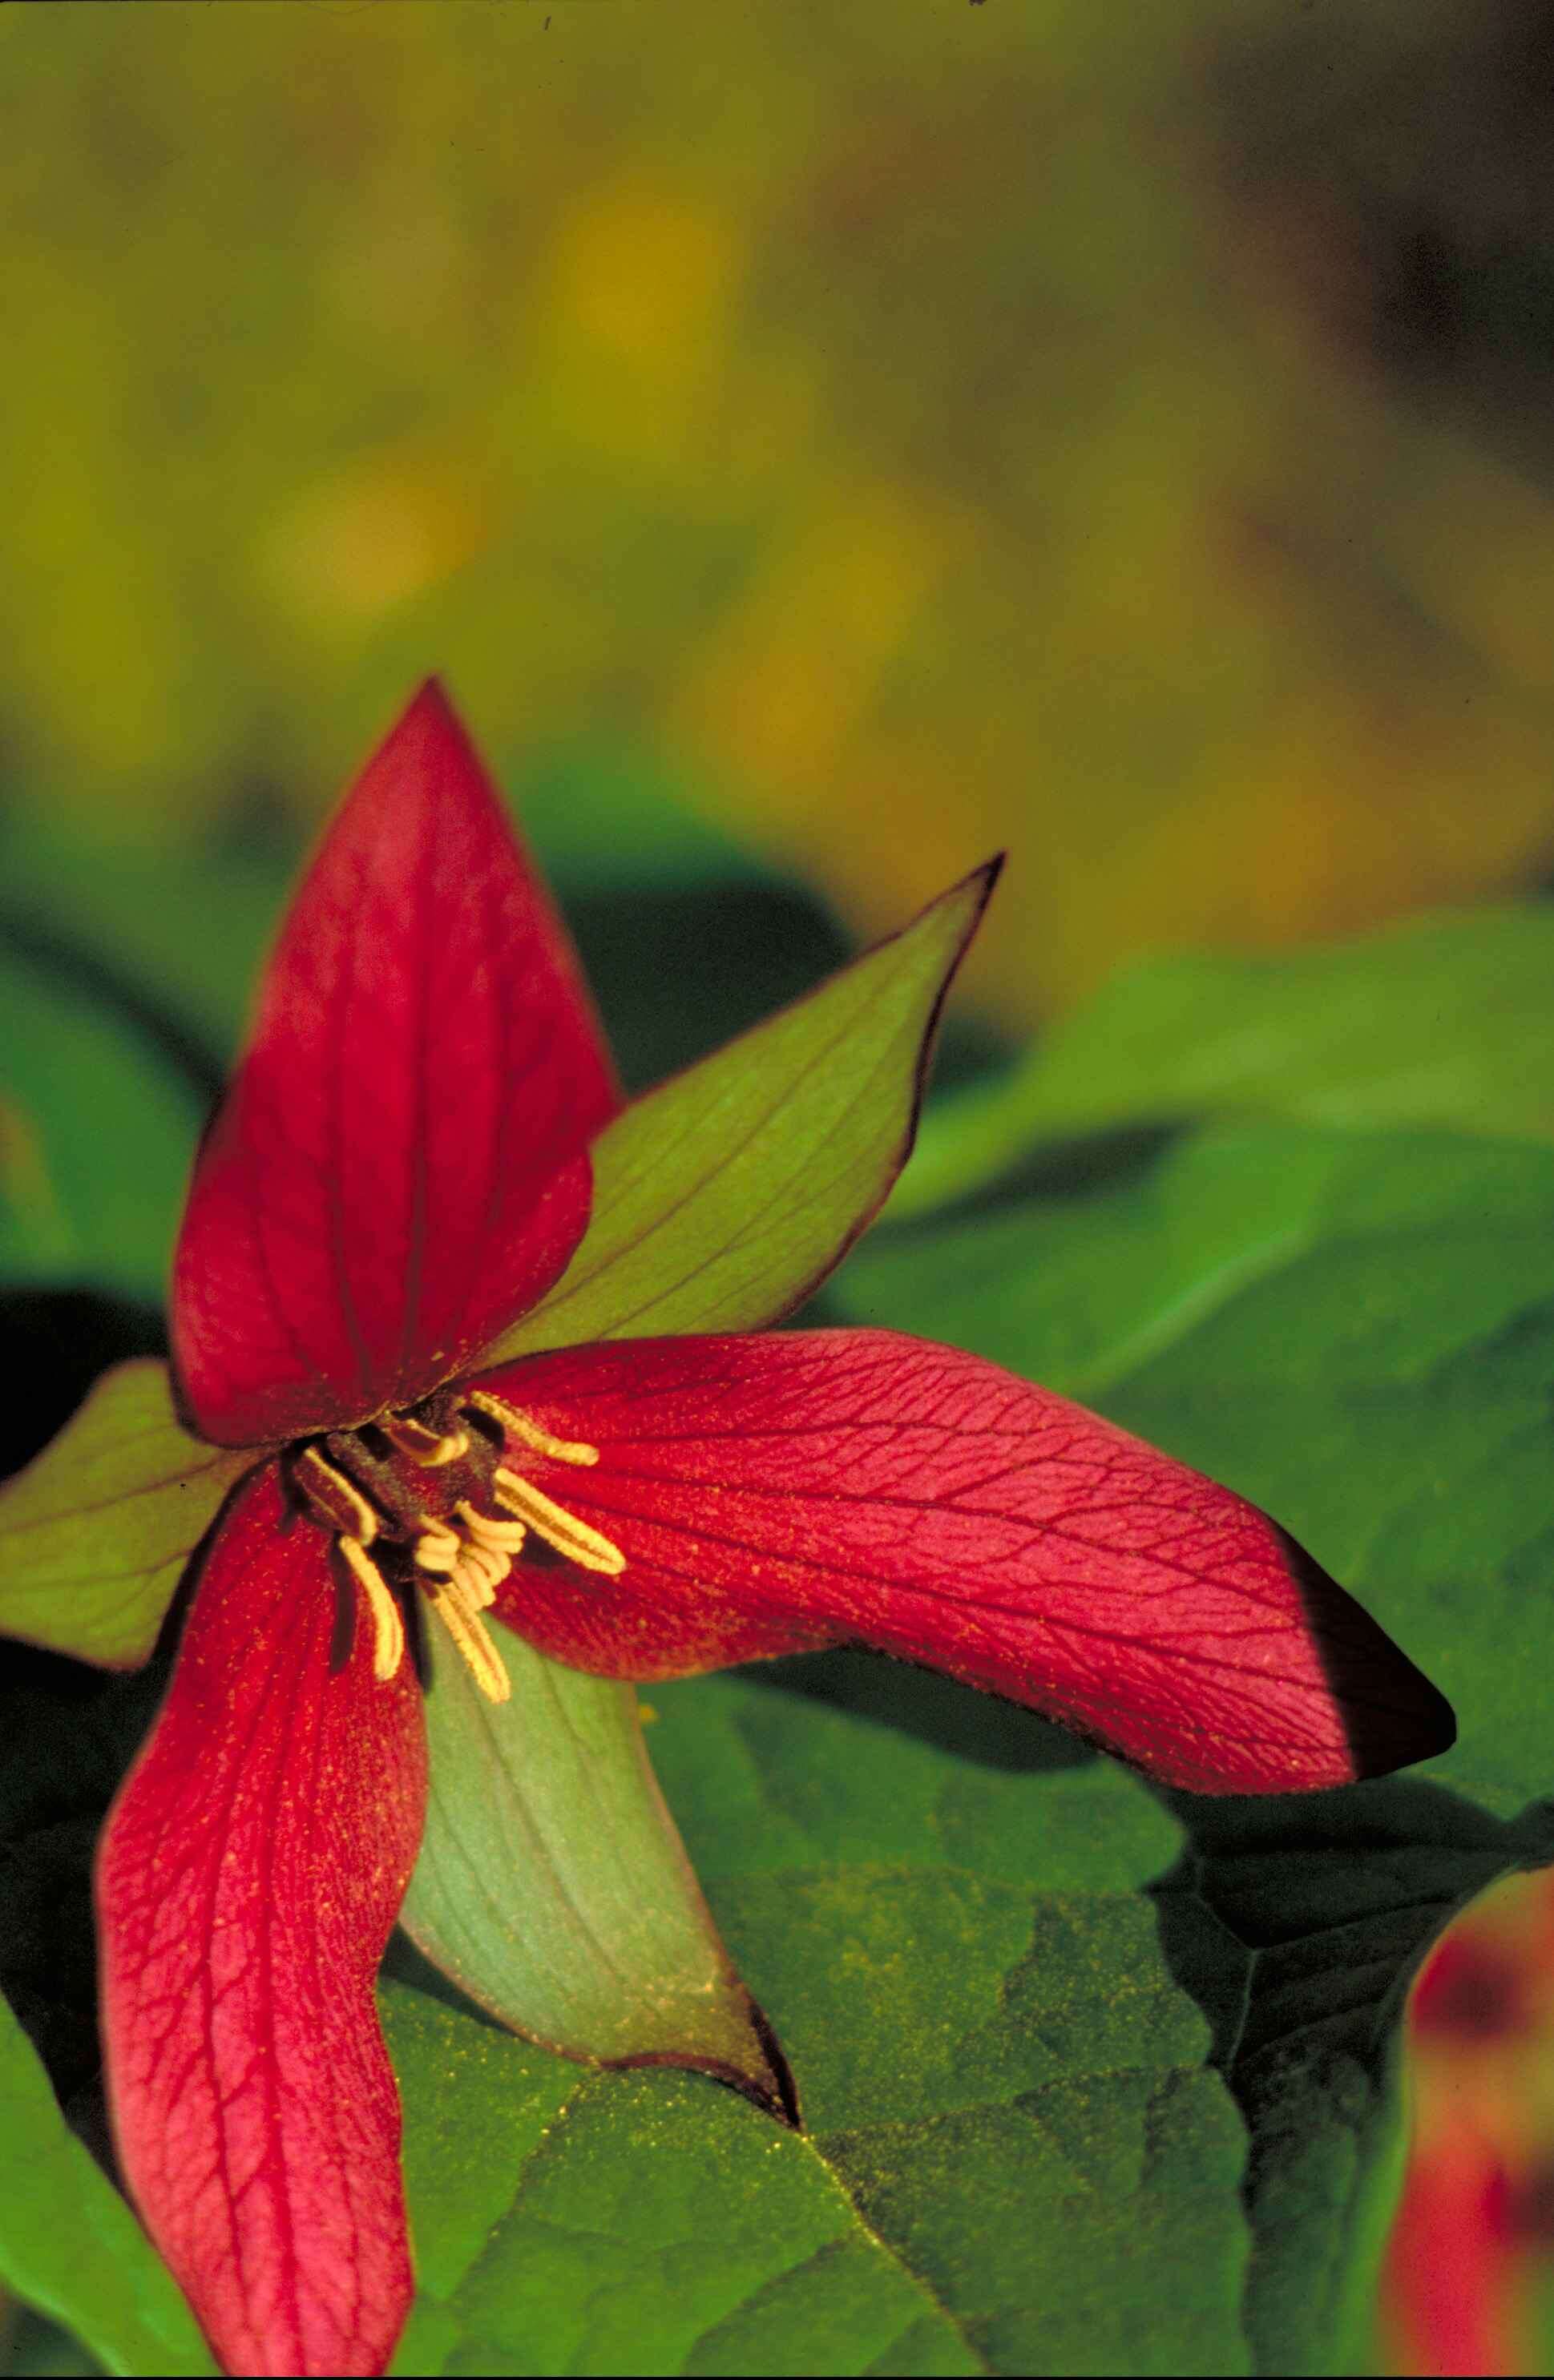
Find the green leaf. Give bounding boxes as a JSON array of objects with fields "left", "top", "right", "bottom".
[
  {"left": 0, "top": 1361, "right": 252, "bottom": 1668},
  {"left": 393, "top": 1099, "right": 1554, "bottom": 2375},
  {"left": 833, "top": 1118, "right": 1554, "bottom": 2366},
  {"left": 893, "top": 905, "right": 1554, "bottom": 1216},
  {"left": 480, "top": 865, "right": 996, "bottom": 1361},
  {"left": 398, "top": 1621, "right": 793, "bottom": 2115},
  {"left": 0, "top": 942, "right": 204, "bottom": 1300},
  {"left": 380, "top": 1669, "right": 1257, "bottom": 2378},
  {"left": 0, "top": 1987, "right": 212, "bottom": 2377},
  {"left": 384, "top": 1983, "right": 979, "bottom": 2380}
]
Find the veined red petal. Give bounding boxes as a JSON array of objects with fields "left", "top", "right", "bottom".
[
  {"left": 476, "top": 1331, "right": 1454, "bottom": 1795},
  {"left": 172, "top": 683, "right": 620, "bottom": 1446},
  {"left": 96, "top": 1465, "right": 426, "bottom": 2377}
]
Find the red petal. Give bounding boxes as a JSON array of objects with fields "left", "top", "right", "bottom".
[
  {"left": 476, "top": 1331, "right": 1455, "bottom": 1795},
  {"left": 172, "top": 683, "right": 620, "bottom": 1446},
  {"left": 97, "top": 1464, "right": 426, "bottom": 2377},
  {"left": 1385, "top": 2122, "right": 1522, "bottom": 2376}
]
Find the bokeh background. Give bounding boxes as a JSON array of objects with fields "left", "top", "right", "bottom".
[
  {"left": 9, "top": 1, "right": 1554, "bottom": 1019},
  {"left": 5, "top": 2, "right": 1554, "bottom": 2369}
]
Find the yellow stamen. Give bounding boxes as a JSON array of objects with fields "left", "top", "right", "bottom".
[
  {"left": 468, "top": 1390, "right": 600, "bottom": 1466},
  {"left": 338, "top": 1537, "right": 405, "bottom": 1682},
  {"left": 381, "top": 1411, "right": 470, "bottom": 1467},
  {"left": 455, "top": 1499, "right": 529, "bottom": 1551},
  {"left": 423, "top": 1574, "right": 511, "bottom": 1703},
  {"left": 492, "top": 1466, "right": 626, "bottom": 1575},
  {"left": 295, "top": 1446, "right": 379, "bottom": 1544},
  {"left": 413, "top": 1519, "right": 462, "bottom": 1573},
  {"left": 454, "top": 1543, "right": 504, "bottom": 1608}
]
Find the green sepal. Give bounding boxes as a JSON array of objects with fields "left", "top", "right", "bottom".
[
  {"left": 398, "top": 1619, "right": 797, "bottom": 2120},
  {"left": 892, "top": 902, "right": 1554, "bottom": 1217},
  {"left": 478, "top": 862, "right": 998, "bottom": 1360},
  {"left": 0, "top": 1360, "right": 252, "bottom": 1668},
  {"left": 0, "top": 1983, "right": 214, "bottom": 2374}
]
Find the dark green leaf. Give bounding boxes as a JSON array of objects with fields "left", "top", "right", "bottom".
[
  {"left": 382, "top": 1980, "right": 979, "bottom": 2380},
  {"left": 834, "top": 1118, "right": 1554, "bottom": 2366},
  {"left": 894, "top": 906, "right": 1554, "bottom": 1216},
  {"left": 381, "top": 1664, "right": 1262, "bottom": 2377}
]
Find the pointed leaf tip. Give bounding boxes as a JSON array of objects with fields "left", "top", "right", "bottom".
[{"left": 484, "top": 861, "right": 999, "bottom": 1361}]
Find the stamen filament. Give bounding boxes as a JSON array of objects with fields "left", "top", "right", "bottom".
[
  {"left": 338, "top": 1537, "right": 405, "bottom": 1682},
  {"left": 491, "top": 1466, "right": 626, "bottom": 1575},
  {"left": 423, "top": 1575, "right": 511, "bottom": 1702},
  {"left": 468, "top": 1391, "right": 600, "bottom": 1466}
]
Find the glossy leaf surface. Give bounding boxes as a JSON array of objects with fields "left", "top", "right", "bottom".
[
  {"left": 0, "top": 1983, "right": 215, "bottom": 2376},
  {"left": 172, "top": 684, "right": 618, "bottom": 1447},
  {"left": 0, "top": 1360, "right": 251, "bottom": 1668},
  {"left": 894, "top": 904, "right": 1554, "bottom": 1217},
  {"left": 482, "top": 864, "right": 995, "bottom": 1362},
  {"left": 399, "top": 1620, "right": 794, "bottom": 2116},
  {"left": 480, "top": 1330, "right": 1450, "bottom": 1794},
  {"left": 97, "top": 1466, "right": 426, "bottom": 2378}
]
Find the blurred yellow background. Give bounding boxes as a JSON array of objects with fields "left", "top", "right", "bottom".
[{"left": 6, "top": 0, "right": 1554, "bottom": 1026}]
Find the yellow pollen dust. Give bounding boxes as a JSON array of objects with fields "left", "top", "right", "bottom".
[
  {"left": 301, "top": 1398, "right": 625, "bottom": 1708},
  {"left": 402, "top": 1401, "right": 624, "bottom": 1696}
]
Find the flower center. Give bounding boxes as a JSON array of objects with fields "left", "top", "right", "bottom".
[{"left": 288, "top": 1387, "right": 624, "bottom": 1704}]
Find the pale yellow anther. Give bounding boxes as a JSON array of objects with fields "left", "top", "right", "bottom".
[
  {"left": 468, "top": 1390, "right": 600, "bottom": 1466},
  {"left": 455, "top": 1543, "right": 505, "bottom": 1608},
  {"left": 295, "top": 1447, "right": 380, "bottom": 1546},
  {"left": 455, "top": 1499, "right": 530, "bottom": 1552},
  {"left": 492, "top": 1466, "right": 626, "bottom": 1575},
  {"left": 411, "top": 1515, "right": 460, "bottom": 1569},
  {"left": 381, "top": 1412, "right": 470, "bottom": 1468},
  {"left": 338, "top": 1537, "right": 406, "bottom": 1683},
  {"left": 424, "top": 1575, "right": 511, "bottom": 1703}
]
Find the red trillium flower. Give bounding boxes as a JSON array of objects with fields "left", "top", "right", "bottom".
[{"left": 0, "top": 685, "right": 1453, "bottom": 2378}]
